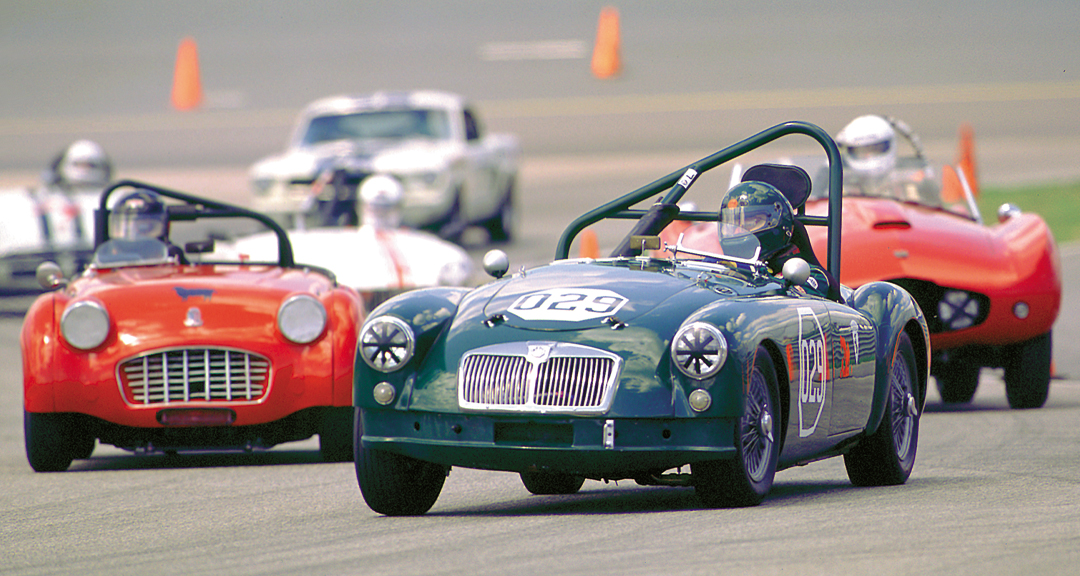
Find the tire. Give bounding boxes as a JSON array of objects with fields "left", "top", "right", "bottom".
[
  {"left": 71, "top": 434, "right": 96, "bottom": 460},
  {"left": 437, "top": 189, "right": 467, "bottom": 243},
  {"left": 319, "top": 407, "right": 355, "bottom": 463},
  {"left": 484, "top": 182, "right": 514, "bottom": 244},
  {"left": 520, "top": 470, "right": 585, "bottom": 495},
  {"left": 1003, "top": 332, "right": 1051, "bottom": 409},
  {"left": 693, "top": 346, "right": 780, "bottom": 507},
  {"left": 353, "top": 410, "right": 447, "bottom": 516},
  {"left": 844, "top": 331, "right": 920, "bottom": 486},
  {"left": 933, "top": 356, "right": 980, "bottom": 404},
  {"left": 24, "top": 411, "right": 78, "bottom": 472}
]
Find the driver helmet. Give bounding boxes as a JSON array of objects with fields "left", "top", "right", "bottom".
[
  {"left": 718, "top": 181, "right": 794, "bottom": 261},
  {"left": 359, "top": 174, "right": 403, "bottom": 229},
  {"left": 109, "top": 189, "right": 168, "bottom": 240},
  {"left": 56, "top": 140, "right": 112, "bottom": 188},
  {"left": 835, "top": 115, "right": 897, "bottom": 179}
]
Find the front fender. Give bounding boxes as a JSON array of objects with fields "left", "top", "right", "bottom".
[
  {"left": 354, "top": 287, "right": 469, "bottom": 407},
  {"left": 849, "top": 281, "right": 930, "bottom": 435}
]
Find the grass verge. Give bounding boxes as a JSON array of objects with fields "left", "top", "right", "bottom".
[{"left": 978, "top": 181, "right": 1080, "bottom": 243}]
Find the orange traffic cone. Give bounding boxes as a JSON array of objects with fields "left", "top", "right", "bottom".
[
  {"left": 579, "top": 229, "right": 600, "bottom": 259},
  {"left": 591, "top": 6, "right": 621, "bottom": 79},
  {"left": 957, "top": 123, "right": 978, "bottom": 196},
  {"left": 171, "top": 37, "right": 203, "bottom": 111}
]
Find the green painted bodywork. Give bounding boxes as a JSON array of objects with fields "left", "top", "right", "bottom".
[{"left": 354, "top": 121, "right": 931, "bottom": 480}]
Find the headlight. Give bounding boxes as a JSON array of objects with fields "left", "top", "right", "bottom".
[
  {"left": 61, "top": 300, "right": 110, "bottom": 350},
  {"left": 360, "top": 316, "right": 415, "bottom": 372},
  {"left": 277, "top": 294, "right": 327, "bottom": 344},
  {"left": 672, "top": 321, "right": 727, "bottom": 379}
]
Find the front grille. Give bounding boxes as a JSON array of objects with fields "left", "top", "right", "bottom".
[
  {"left": 458, "top": 342, "right": 621, "bottom": 414},
  {"left": 889, "top": 278, "right": 989, "bottom": 333},
  {"left": 118, "top": 348, "right": 271, "bottom": 405}
]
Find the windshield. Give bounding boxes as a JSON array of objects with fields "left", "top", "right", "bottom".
[
  {"left": 93, "top": 238, "right": 171, "bottom": 268},
  {"left": 300, "top": 109, "right": 451, "bottom": 145}
]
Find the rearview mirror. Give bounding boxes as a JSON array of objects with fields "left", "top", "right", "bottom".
[
  {"left": 781, "top": 258, "right": 810, "bottom": 286},
  {"left": 36, "top": 261, "right": 67, "bottom": 290},
  {"left": 483, "top": 250, "right": 509, "bottom": 279}
]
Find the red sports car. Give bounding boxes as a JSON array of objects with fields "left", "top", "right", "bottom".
[
  {"left": 21, "top": 180, "right": 365, "bottom": 471},
  {"left": 662, "top": 124, "right": 1060, "bottom": 409}
]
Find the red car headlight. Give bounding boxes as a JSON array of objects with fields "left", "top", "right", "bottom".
[
  {"left": 61, "top": 300, "right": 111, "bottom": 350},
  {"left": 277, "top": 294, "right": 327, "bottom": 344}
]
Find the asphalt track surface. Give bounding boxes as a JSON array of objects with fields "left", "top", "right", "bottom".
[{"left": 3, "top": 2, "right": 1080, "bottom": 574}]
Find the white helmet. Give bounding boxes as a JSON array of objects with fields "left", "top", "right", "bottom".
[
  {"left": 836, "top": 115, "right": 896, "bottom": 179},
  {"left": 57, "top": 140, "right": 112, "bottom": 187},
  {"left": 359, "top": 174, "right": 404, "bottom": 229}
]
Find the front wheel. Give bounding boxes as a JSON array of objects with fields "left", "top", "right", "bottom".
[
  {"left": 520, "top": 470, "right": 585, "bottom": 495},
  {"left": 933, "top": 354, "right": 980, "bottom": 404},
  {"left": 844, "top": 331, "right": 920, "bottom": 486},
  {"left": 354, "top": 410, "right": 447, "bottom": 516},
  {"left": 1003, "top": 331, "right": 1051, "bottom": 409},
  {"left": 24, "top": 411, "right": 81, "bottom": 472},
  {"left": 484, "top": 182, "right": 514, "bottom": 243},
  {"left": 693, "top": 346, "right": 780, "bottom": 507},
  {"left": 318, "top": 407, "right": 354, "bottom": 462}
]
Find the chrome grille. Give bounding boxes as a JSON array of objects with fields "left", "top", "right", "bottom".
[
  {"left": 458, "top": 342, "right": 621, "bottom": 414},
  {"left": 118, "top": 348, "right": 271, "bottom": 405}
]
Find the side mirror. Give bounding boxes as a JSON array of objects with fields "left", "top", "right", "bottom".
[
  {"left": 997, "top": 203, "right": 1021, "bottom": 223},
  {"left": 184, "top": 239, "right": 216, "bottom": 254},
  {"left": 483, "top": 250, "right": 509, "bottom": 279},
  {"left": 36, "top": 261, "right": 67, "bottom": 290},
  {"left": 781, "top": 257, "right": 810, "bottom": 287}
]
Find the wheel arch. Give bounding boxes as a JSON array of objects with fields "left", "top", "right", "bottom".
[
  {"left": 850, "top": 281, "right": 931, "bottom": 436},
  {"left": 759, "top": 339, "right": 790, "bottom": 450}
]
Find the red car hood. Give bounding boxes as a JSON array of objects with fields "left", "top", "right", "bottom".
[
  {"left": 805, "top": 197, "right": 1018, "bottom": 290},
  {"left": 64, "top": 264, "right": 336, "bottom": 348}
]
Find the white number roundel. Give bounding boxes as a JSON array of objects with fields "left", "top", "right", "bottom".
[{"left": 507, "top": 288, "right": 628, "bottom": 322}]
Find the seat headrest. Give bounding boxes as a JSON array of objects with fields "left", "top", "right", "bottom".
[{"left": 741, "top": 164, "right": 813, "bottom": 210}]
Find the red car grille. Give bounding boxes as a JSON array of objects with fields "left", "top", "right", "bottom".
[{"left": 118, "top": 348, "right": 271, "bottom": 405}]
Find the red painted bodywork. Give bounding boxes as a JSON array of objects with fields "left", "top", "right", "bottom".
[
  {"left": 662, "top": 198, "right": 1061, "bottom": 352},
  {"left": 804, "top": 197, "right": 1060, "bottom": 350},
  {"left": 21, "top": 263, "right": 363, "bottom": 430}
]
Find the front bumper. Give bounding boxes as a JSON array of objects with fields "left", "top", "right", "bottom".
[{"left": 360, "top": 409, "right": 737, "bottom": 478}]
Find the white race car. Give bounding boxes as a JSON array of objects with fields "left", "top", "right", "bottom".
[
  {"left": 228, "top": 174, "right": 474, "bottom": 309},
  {"left": 249, "top": 91, "right": 519, "bottom": 243},
  {"left": 0, "top": 140, "right": 111, "bottom": 292}
]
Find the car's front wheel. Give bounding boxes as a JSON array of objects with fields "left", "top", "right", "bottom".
[
  {"left": 693, "top": 346, "right": 780, "bottom": 507},
  {"left": 933, "top": 354, "right": 980, "bottom": 404},
  {"left": 844, "top": 331, "right": 920, "bottom": 486},
  {"left": 484, "top": 181, "right": 515, "bottom": 243},
  {"left": 319, "top": 406, "right": 354, "bottom": 462},
  {"left": 24, "top": 411, "right": 86, "bottom": 472},
  {"left": 354, "top": 411, "right": 447, "bottom": 515},
  {"left": 1003, "top": 331, "right": 1051, "bottom": 409},
  {"left": 520, "top": 470, "right": 585, "bottom": 495}
]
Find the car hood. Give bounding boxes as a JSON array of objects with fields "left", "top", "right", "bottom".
[
  {"left": 65, "top": 265, "right": 335, "bottom": 341},
  {"left": 252, "top": 138, "right": 460, "bottom": 180},
  {"left": 467, "top": 259, "right": 768, "bottom": 333},
  {"left": 804, "top": 197, "right": 1011, "bottom": 288}
]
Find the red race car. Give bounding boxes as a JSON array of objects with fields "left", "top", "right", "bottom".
[
  {"left": 21, "top": 180, "right": 365, "bottom": 471},
  {"left": 661, "top": 118, "right": 1060, "bottom": 409}
]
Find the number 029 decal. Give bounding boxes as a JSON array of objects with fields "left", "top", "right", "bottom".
[{"left": 507, "top": 288, "right": 628, "bottom": 322}]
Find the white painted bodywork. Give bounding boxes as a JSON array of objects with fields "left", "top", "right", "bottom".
[{"left": 248, "top": 91, "right": 519, "bottom": 232}]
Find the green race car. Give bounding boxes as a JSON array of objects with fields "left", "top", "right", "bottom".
[{"left": 352, "top": 121, "right": 930, "bottom": 515}]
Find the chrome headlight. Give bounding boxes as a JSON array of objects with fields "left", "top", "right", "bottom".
[
  {"left": 277, "top": 294, "right": 327, "bottom": 344},
  {"left": 672, "top": 321, "right": 727, "bottom": 379},
  {"left": 360, "top": 316, "right": 415, "bottom": 372},
  {"left": 61, "top": 300, "right": 110, "bottom": 350}
]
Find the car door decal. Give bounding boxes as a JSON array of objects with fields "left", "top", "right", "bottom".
[{"left": 796, "top": 306, "right": 828, "bottom": 438}]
